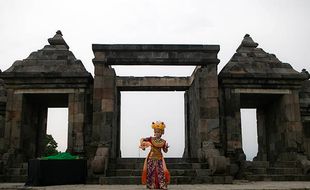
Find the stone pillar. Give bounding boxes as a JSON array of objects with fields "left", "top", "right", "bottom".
[
  {"left": 4, "top": 90, "right": 23, "bottom": 151},
  {"left": 185, "top": 76, "right": 199, "bottom": 158},
  {"left": 198, "top": 64, "right": 220, "bottom": 145},
  {"left": 277, "top": 91, "right": 304, "bottom": 160},
  {"left": 20, "top": 98, "right": 46, "bottom": 159},
  {"left": 183, "top": 91, "right": 189, "bottom": 158},
  {"left": 223, "top": 89, "right": 242, "bottom": 155},
  {"left": 263, "top": 91, "right": 304, "bottom": 162},
  {"left": 198, "top": 65, "right": 228, "bottom": 174},
  {"left": 284, "top": 91, "right": 303, "bottom": 152},
  {"left": 92, "top": 63, "right": 116, "bottom": 157},
  {"left": 187, "top": 64, "right": 223, "bottom": 160},
  {"left": 68, "top": 90, "right": 87, "bottom": 154},
  {"left": 36, "top": 106, "right": 48, "bottom": 157},
  {"left": 256, "top": 108, "right": 268, "bottom": 161},
  {"left": 0, "top": 79, "right": 7, "bottom": 152},
  {"left": 299, "top": 80, "right": 310, "bottom": 159}
]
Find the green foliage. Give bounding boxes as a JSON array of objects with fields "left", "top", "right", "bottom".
[{"left": 42, "top": 134, "right": 59, "bottom": 157}]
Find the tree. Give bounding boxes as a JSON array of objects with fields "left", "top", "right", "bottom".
[{"left": 43, "top": 134, "right": 59, "bottom": 157}]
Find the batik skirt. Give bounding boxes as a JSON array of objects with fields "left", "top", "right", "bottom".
[{"left": 142, "top": 158, "right": 170, "bottom": 189}]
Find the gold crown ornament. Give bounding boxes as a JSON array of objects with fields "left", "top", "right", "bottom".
[{"left": 151, "top": 121, "right": 166, "bottom": 134}]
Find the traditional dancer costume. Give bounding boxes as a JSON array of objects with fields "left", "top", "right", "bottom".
[{"left": 139, "top": 121, "right": 170, "bottom": 189}]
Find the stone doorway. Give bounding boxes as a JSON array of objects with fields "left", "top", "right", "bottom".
[
  {"left": 239, "top": 92, "right": 285, "bottom": 162},
  {"left": 240, "top": 108, "right": 258, "bottom": 161},
  {"left": 21, "top": 93, "right": 68, "bottom": 159},
  {"left": 92, "top": 44, "right": 221, "bottom": 160},
  {"left": 119, "top": 91, "right": 185, "bottom": 158},
  {"left": 47, "top": 108, "right": 68, "bottom": 153}
]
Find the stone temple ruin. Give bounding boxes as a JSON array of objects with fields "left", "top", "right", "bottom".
[{"left": 0, "top": 31, "right": 310, "bottom": 184}]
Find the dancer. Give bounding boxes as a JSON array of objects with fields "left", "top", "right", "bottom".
[{"left": 139, "top": 121, "right": 170, "bottom": 189}]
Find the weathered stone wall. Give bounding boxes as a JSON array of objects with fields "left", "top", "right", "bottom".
[
  {"left": 199, "top": 64, "right": 220, "bottom": 146},
  {"left": 68, "top": 90, "right": 89, "bottom": 154},
  {"left": 280, "top": 92, "right": 304, "bottom": 160},
  {"left": 184, "top": 70, "right": 200, "bottom": 158},
  {"left": 184, "top": 65, "right": 221, "bottom": 159},
  {"left": 92, "top": 63, "right": 117, "bottom": 158},
  {"left": 21, "top": 96, "right": 48, "bottom": 159},
  {"left": 263, "top": 92, "right": 303, "bottom": 162},
  {"left": 4, "top": 91, "right": 23, "bottom": 153},
  {"left": 300, "top": 80, "right": 310, "bottom": 159},
  {"left": 219, "top": 89, "right": 242, "bottom": 160},
  {"left": 81, "top": 86, "right": 93, "bottom": 156},
  {"left": 116, "top": 76, "right": 190, "bottom": 91},
  {"left": 0, "top": 78, "right": 6, "bottom": 153},
  {"left": 256, "top": 108, "right": 266, "bottom": 160}
]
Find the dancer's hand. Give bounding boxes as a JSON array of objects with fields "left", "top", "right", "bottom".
[
  {"left": 139, "top": 145, "right": 146, "bottom": 151},
  {"left": 139, "top": 142, "right": 147, "bottom": 150},
  {"left": 165, "top": 143, "right": 170, "bottom": 149}
]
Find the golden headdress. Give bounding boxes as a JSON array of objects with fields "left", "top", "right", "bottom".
[{"left": 151, "top": 121, "right": 166, "bottom": 134}]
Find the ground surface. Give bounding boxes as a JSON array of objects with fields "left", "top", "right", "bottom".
[{"left": 1, "top": 181, "right": 310, "bottom": 190}]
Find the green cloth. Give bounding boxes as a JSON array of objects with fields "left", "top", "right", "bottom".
[{"left": 41, "top": 152, "right": 79, "bottom": 160}]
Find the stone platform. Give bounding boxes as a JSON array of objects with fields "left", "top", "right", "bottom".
[{"left": 1, "top": 181, "right": 310, "bottom": 190}]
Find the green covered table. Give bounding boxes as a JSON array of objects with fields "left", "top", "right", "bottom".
[{"left": 26, "top": 153, "right": 87, "bottom": 186}]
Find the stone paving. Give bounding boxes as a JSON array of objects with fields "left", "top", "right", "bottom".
[{"left": 1, "top": 181, "right": 310, "bottom": 190}]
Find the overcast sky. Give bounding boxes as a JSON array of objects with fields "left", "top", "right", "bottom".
[{"left": 0, "top": 0, "right": 309, "bottom": 160}]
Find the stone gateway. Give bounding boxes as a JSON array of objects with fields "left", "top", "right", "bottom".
[{"left": 0, "top": 31, "right": 309, "bottom": 184}]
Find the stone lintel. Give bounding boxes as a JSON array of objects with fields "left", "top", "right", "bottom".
[
  {"left": 93, "top": 58, "right": 220, "bottom": 66},
  {"left": 220, "top": 79, "right": 304, "bottom": 89},
  {"left": 93, "top": 44, "right": 220, "bottom": 51},
  {"left": 14, "top": 88, "right": 79, "bottom": 94},
  {"left": 116, "top": 77, "right": 191, "bottom": 91},
  {"left": 92, "top": 44, "right": 220, "bottom": 66},
  {"left": 233, "top": 88, "right": 291, "bottom": 94},
  {"left": 0, "top": 73, "right": 93, "bottom": 89},
  {"left": 0, "top": 72, "right": 92, "bottom": 78}
]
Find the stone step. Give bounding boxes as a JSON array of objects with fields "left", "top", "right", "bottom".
[
  {"left": 251, "top": 161, "right": 270, "bottom": 168},
  {"left": 246, "top": 174, "right": 310, "bottom": 181},
  {"left": 267, "top": 167, "right": 302, "bottom": 175},
  {"left": 21, "top": 163, "right": 28, "bottom": 169},
  {"left": 109, "top": 158, "right": 145, "bottom": 164},
  {"left": 107, "top": 168, "right": 212, "bottom": 177},
  {"left": 8, "top": 162, "right": 28, "bottom": 170},
  {"left": 3, "top": 175, "right": 27, "bottom": 183},
  {"left": 251, "top": 168, "right": 267, "bottom": 174},
  {"left": 104, "top": 158, "right": 216, "bottom": 184},
  {"left": 1, "top": 164, "right": 28, "bottom": 183},
  {"left": 166, "top": 158, "right": 200, "bottom": 163},
  {"left": 108, "top": 162, "right": 144, "bottom": 169},
  {"left": 107, "top": 169, "right": 142, "bottom": 176},
  {"left": 272, "top": 161, "right": 298, "bottom": 168},
  {"left": 0, "top": 175, "right": 5, "bottom": 182},
  {"left": 250, "top": 167, "right": 302, "bottom": 175},
  {"left": 7, "top": 168, "right": 27, "bottom": 176},
  {"left": 110, "top": 158, "right": 200, "bottom": 164},
  {"left": 99, "top": 175, "right": 233, "bottom": 185},
  {"left": 109, "top": 162, "right": 208, "bottom": 170},
  {"left": 167, "top": 163, "right": 208, "bottom": 169},
  {"left": 86, "top": 175, "right": 100, "bottom": 184}
]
